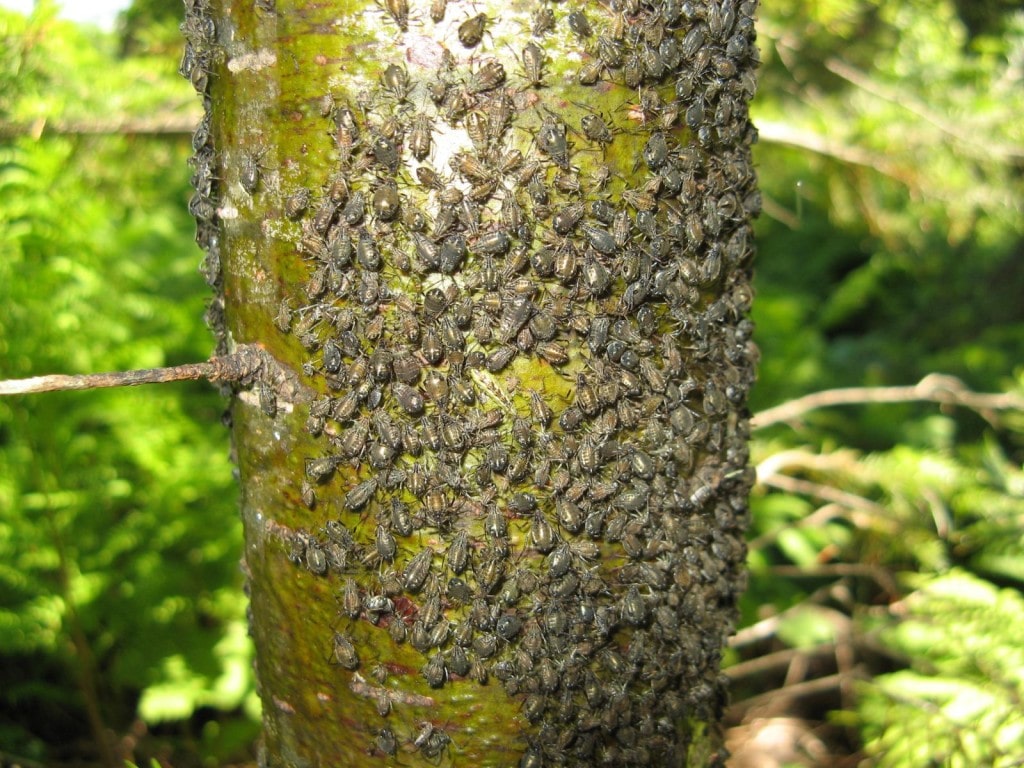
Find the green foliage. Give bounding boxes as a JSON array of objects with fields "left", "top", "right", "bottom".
[
  {"left": 752, "top": 1, "right": 1024, "bottom": 413},
  {"left": 0, "top": 4, "right": 256, "bottom": 764},
  {"left": 858, "top": 570, "right": 1024, "bottom": 767},
  {"left": 735, "top": 0, "right": 1024, "bottom": 763}
]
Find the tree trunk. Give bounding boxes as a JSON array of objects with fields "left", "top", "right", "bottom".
[{"left": 183, "top": 0, "right": 759, "bottom": 764}]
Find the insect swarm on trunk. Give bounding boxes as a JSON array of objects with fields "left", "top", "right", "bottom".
[{"left": 182, "top": 0, "right": 762, "bottom": 764}]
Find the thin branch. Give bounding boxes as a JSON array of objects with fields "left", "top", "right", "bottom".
[
  {"left": 756, "top": 119, "right": 917, "bottom": 186},
  {"left": 0, "top": 111, "right": 201, "bottom": 140},
  {"left": 768, "top": 563, "right": 900, "bottom": 599},
  {"left": 0, "top": 361, "right": 221, "bottom": 395},
  {"left": 751, "top": 373, "right": 1024, "bottom": 431},
  {"left": 757, "top": 472, "right": 893, "bottom": 523},
  {"left": 0, "top": 344, "right": 312, "bottom": 406},
  {"left": 824, "top": 57, "right": 1024, "bottom": 162},
  {"left": 725, "top": 672, "right": 860, "bottom": 721},
  {"left": 725, "top": 642, "right": 840, "bottom": 683}
]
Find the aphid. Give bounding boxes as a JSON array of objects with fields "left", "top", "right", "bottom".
[
  {"left": 474, "top": 229, "right": 511, "bottom": 256},
  {"left": 402, "top": 114, "right": 433, "bottom": 162},
  {"left": 580, "top": 255, "right": 612, "bottom": 296},
  {"left": 375, "top": 524, "right": 397, "bottom": 562},
  {"left": 364, "top": 593, "right": 395, "bottom": 618},
  {"left": 549, "top": 571, "right": 579, "bottom": 600},
  {"left": 621, "top": 585, "right": 647, "bottom": 625},
  {"left": 567, "top": 9, "right": 592, "bottom": 38},
  {"left": 495, "top": 614, "right": 522, "bottom": 640},
  {"left": 381, "top": 64, "right": 410, "bottom": 104},
  {"left": 528, "top": 390, "right": 553, "bottom": 426},
  {"left": 577, "top": 57, "right": 605, "bottom": 86},
  {"left": 536, "top": 342, "right": 569, "bottom": 366},
  {"left": 507, "top": 452, "right": 531, "bottom": 482},
  {"left": 392, "top": 381, "right": 425, "bottom": 415},
  {"left": 419, "top": 591, "right": 443, "bottom": 629},
  {"left": 486, "top": 442, "right": 509, "bottom": 473},
  {"left": 552, "top": 202, "right": 585, "bottom": 235},
  {"left": 555, "top": 497, "right": 584, "bottom": 534},
  {"left": 507, "top": 491, "right": 538, "bottom": 515},
  {"left": 403, "top": 546, "right": 434, "bottom": 592},
  {"left": 461, "top": 111, "right": 490, "bottom": 152},
  {"left": 443, "top": 644, "right": 470, "bottom": 678},
  {"left": 530, "top": 513, "right": 557, "bottom": 553},
  {"left": 284, "top": 187, "right": 310, "bottom": 219},
  {"left": 257, "top": 380, "right": 277, "bottom": 417},
  {"left": 356, "top": 229, "right": 381, "bottom": 271},
  {"left": 580, "top": 113, "right": 614, "bottom": 146},
  {"left": 537, "top": 115, "right": 570, "bottom": 169},
  {"left": 305, "top": 455, "right": 338, "bottom": 483},
  {"left": 486, "top": 97, "right": 514, "bottom": 144},
  {"left": 344, "top": 477, "right": 378, "bottom": 510},
  {"left": 437, "top": 315, "right": 465, "bottom": 350},
  {"left": 474, "top": 555, "right": 505, "bottom": 594},
  {"left": 682, "top": 23, "right": 707, "bottom": 59},
  {"left": 548, "top": 548, "right": 573, "bottom": 581},
  {"left": 446, "top": 530, "right": 470, "bottom": 574},
  {"left": 439, "top": 417, "right": 466, "bottom": 450},
  {"left": 574, "top": 373, "right": 600, "bottom": 415},
  {"left": 371, "top": 133, "right": 400, "bottom": 173},
  {"left": 559, "top": 406, "right": 584, "bottom": 432},
  {"left": 621, "top": 186, "right": 658, "bottom": 212},
  {"left": 299, "top": 481, "right": 317, "bottom": 510},
  {"left": 485, "top": 345, "right": 516, "bottom": 372},
  {"left": 341, "top": 192, "right": 365, "bottom": 226},
  {"left": 382, "top": 0, "right": 408, "bottom": 30},
  {"left": 553, "top": 247, "right": 578, "bottom": 282},
  {"left": 342, "top": 577, "right": 362, "bottom": 619},
  {"left": 484, "top": 506, "right": 508, "bottom": 539},
  {"left": 339, "top": 419, "right": 369, "bottom": 460},
  {"left": 420, "top": 725, "right": 452, "bottom": 759},
  {"left": 372, "top": 184, "right": 400, "bottom": 221},
  {"left": 376, "top": 727, "right": 398, "bottom": 757},
  {"left": 466, "top": 59, "right": 505, "bottom": 94},
  {"left": 458, "top": 13, "right": 487, "bottom": 47},
  {"left": 437, "top": 235, "right": 467, "bottom": 274},
  {"left": 332, "top": 632, "right": 360, "bottom": 669},
  {"left": 643, "top": 131, "right": 670, "bottom": 170},
  {"left": 240, "top": 151, "right": 262, "bottom": 195},
  {"left": 305, "top": 542, "right": 328, "bottom": 574},
  {"left": 388, "top": 614, "right": 408, "bottom": 644},
  {"left": 531, "top": 6, "right": 555, "bottom": 36},
  {"left": 521, "top": 42, "right": 546, "bottom": 87}
]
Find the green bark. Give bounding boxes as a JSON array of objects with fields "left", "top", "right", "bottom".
[{"left": 183, "top": 0, "right": 759, "bottom": 764}]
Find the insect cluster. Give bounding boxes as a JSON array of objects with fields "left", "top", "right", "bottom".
[
  {"left": 181, "top": 0, "right": 228, "bottom": 356},
  {"left": 186, "top": 0, "right": 760, "bottom": 764}
]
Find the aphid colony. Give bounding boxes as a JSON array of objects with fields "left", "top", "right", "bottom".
[
  {"left": 181, "top": 0, "right": 227, "bottom": 357},
  {"left": 185, "top": 0, "right": 760, "bottom": 764}
]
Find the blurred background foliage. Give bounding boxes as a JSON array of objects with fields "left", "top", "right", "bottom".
[{"left": 0, "top": 0, "right": 1021, "bottom": 766}]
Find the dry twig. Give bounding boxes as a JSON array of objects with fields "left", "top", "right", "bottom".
[
  {"left": 0, "top": 344, "right": 310, "bottom": 407},
  {"left": 752, "top": 373, "right": 1024, "bottom": 431}
]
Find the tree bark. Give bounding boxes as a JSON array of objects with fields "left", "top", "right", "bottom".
[{"left": 183, "top": 0, "right": 759, "bottom": 764}]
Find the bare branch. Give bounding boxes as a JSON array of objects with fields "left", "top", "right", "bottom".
[
  {"left": 0, "top": 344, "right": 310, "bottom": 405},
  {"left": 0, "top": 111, "right": 201, "bottom": 140},
  {"left": 824, "top": 57, "right": 1024, "bottom": 162},
  {"left": 756, "top": 119, "right": 917, "bottom": 185},
  {"left": 768, "top": 563, "right": 900, "bottom": 598},
  {"left": 752, "top": 373, "right": 1024, "bottom": 431},
  {"left": 757, "top": 473, "right": 892, "bottom": 521}
]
